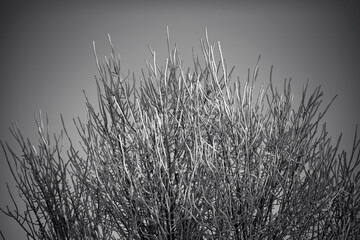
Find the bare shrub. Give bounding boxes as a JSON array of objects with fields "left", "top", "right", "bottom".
[{"left": 1, "top": 28, "right": 360, "bottom": 239}]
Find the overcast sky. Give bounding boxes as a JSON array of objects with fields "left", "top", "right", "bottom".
[{"left": 1, "top": 0, "right": 360, "bottom": 238}]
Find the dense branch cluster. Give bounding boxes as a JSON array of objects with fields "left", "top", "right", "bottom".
[{"left": 1, "top": 29, "right": 360, "bottom": 239}]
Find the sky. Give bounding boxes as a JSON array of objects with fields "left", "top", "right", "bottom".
[{"left": 1, "top": 0, "right": 360, "bottom": 238}]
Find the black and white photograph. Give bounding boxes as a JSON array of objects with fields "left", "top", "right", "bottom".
[{"left": 1, "top": 0, "right": 360, "bottom": 239}]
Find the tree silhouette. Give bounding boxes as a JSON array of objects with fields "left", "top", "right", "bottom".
[{"left": 1, "top": 29, "right": 360, "bottom": 239}]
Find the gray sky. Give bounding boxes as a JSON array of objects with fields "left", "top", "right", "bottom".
[{"left": 1, "top": 0, "right": 360, "bottom": 238}]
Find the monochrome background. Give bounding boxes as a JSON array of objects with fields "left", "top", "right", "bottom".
[{"left": 1, "top": 0, "right": 359, "bottom": 238}]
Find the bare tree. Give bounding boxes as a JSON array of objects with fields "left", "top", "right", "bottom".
[{"left": 1, "top": 29, "right": 360, "bottom": 239}]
